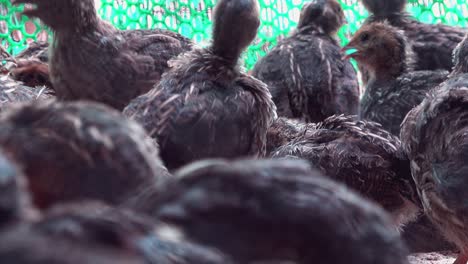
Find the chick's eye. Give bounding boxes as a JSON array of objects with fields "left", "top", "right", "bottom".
[{"left": 360, "top": 33, "right": 369, "bottom": 42}]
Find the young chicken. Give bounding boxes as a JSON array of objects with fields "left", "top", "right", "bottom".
[
  {"left": 360, "top": 0, "right": 465, "bottom": 83},
  {"left": 343, "top": 22, "right": 448, "bottom": 136},
  {"left": 0, "top": 201, "right": 231, "bottom": 263},
  {"left": 12, "top": 0, "right": 193, "bottom": 110},
  {"left": 144, "top": 158, "right": 410, "bottom": 264},
  {"left": 0, "top": 100, "right": 170, "bottom": 209},
  {"left": 124, "top": 0, "right": 276, "bottom": 170},
  {"left": 42, "top": 201, "right": 233, "bottom": 263},
  {"left": 252, "top": 0, "right": 359, "bottom": 122},
  {"left": 267, "top": 115, "right": 420, "bottom": 228},
  {"left": 401, "top": 34, "right": 468, "bottom": 264}
]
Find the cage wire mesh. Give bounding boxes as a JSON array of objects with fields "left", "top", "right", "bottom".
[{"left": 0, "top": 0, "right": 467, "bottom": 69}]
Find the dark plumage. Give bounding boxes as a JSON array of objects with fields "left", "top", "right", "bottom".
[
  {"left": 0, "top": 75, "right": 51, "bottom": 112},
  {"left": 124, "top": 0, "right": 276, "bottom": 170},
  {"left": 402, "top": 215, "right": 455, "bottom": 253},
  {"left": 343, "top": 22, "right": 448, "bottom": 136},
  {"left": 9, "top": 42, "right": 52, "bottom": 91},
  {"left": 268, "top": 116, "right": 453, "bottom": 252},
  {"left": 401, "top": 34, "right": 468, "bottom": 264},
  {"left": 0, "top": 201, "right": 230, "bottom": 263},
  {"left": 144, "top": 158, "right": 409, "bottom": 263},
  {"left": 267, "top": 115, "right": 420, "bottom": 228},
  {"left": 0, "top": 226, "right": 143, "bottom": 264},
  {"left": 0, "top": 150, "right": 37, "bottom": 228},
  {"left": 45, "top": 201, "right": 232, "bottom": 263},
  {"left": 359, "top": 0, "right": 466, "bottom": 84},
  {"left": 12, "top": 0, "right": 193, "bottom": 111},
  {"left": 0, "top": 100, "right": 169, "bottom": 209},
  {"left": 252, "top": 0, "right": 359, "bottom": 122}
]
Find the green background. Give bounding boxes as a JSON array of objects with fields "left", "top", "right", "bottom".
[{"left": 1, "top": 0, "right": 467, "bottom": 69}]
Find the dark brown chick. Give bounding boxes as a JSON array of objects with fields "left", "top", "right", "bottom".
[
  {"left": 9, "top": 42, "right": 53, "bottom": 91},
  {"left": 0, "top": 100, "right": 170, "bottom": 210},
  {"left": 268, "top": 116, "right": 454, "bottom": 252},
  {"left": 252, "top": 0, "right": 359, "bottom": 122},
  {"left": 0, "top": 201, "right": 217, "bottom": 264},
  {"left": 12, "top": 0, "right": 193, "bottom": 111},
  {"left": 0, "top": 226, "right": 143, "bottom": 264},
  {"left": 343, "top": 22, "right": 448, "bottom": 136},
  {"left": 401, "top": 34, "right": 468, "bottom": 264},
  {"left": 0, "top": 75, "right": 52, "bottom": 112},
  {"left": 124, "top": 0, "right": 276, "bottom": 170},
  {"left": 358, "top": 0, "right": 466, "bottom": 85},
  {"left": 26, "top": 201, "right": 232, "bottom": 264},
  {"left": 267, "top": 115, "right": 420, "bottom": 228},
  {"left": 141, "top": 158, "right": 409, "bottom": 264}
]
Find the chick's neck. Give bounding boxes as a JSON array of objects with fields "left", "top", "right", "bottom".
[
  {"left": 53, "top": 17, "right": 116, "bottom": 42},
  {"left": 366, "top": 58, "right": 407, "bottom": 84},
  {"left": 48, "top": 6, "right": 102, "bottom": 36}
]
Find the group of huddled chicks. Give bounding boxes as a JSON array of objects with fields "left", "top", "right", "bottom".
[{"left": 0, "top": 0, "right": 467, "bottom": 263}]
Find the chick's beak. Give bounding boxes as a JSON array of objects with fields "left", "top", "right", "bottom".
[
  {"left": 11, "top": 1, "right": 41, "bottom": 18},
  {"left": 341, "top": 45, "right": 359, "bottom": 60}
]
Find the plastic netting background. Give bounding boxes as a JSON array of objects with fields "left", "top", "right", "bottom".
[{"left": 1, "top": 0, "right": 467, "bottom": 69}]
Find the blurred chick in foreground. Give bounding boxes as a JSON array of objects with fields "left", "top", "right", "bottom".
[
  {"left": 0, "top": 150, "right": 38, "bottom": 229},
  {"left": 267, "top": 115, "right": 420, "bottom": 228},
  {"left": 141, "top": 158, "right": 410, "bottom": 264},
  {"left": 0, "top": 100, "right": 169, "bottom": 210},
  {"left": 401, "top": 34, "right": 468, "bottom": 264},
  {"left": 124, "top": 0, "right": 276, "bottom": 170},
  {"left": 0, "top": 201, "right": 231, "bottom": 263}
]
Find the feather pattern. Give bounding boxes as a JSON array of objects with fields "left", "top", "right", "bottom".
[
  {"left": 150, "top": 158, "right": 409, "bottom": 264},
  {"left": 124, "top": 0, "right": 276, "bottom": 170},
  {"left": 0, "top": 100, "right": 169, "bottom": 209},
  {"left": 361, "top": 70, "right": 448, "bottom": 135},
  {"left": 268, "top": 115, "right": 420, "bottom": 227},
  {"left": 253, "top": 0, "right": 359, "bottom": 123},
  {"left": 125, "top": 49, "right": 276, "bottom": 170}
]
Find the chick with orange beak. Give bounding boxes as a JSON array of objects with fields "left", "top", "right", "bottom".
[
  {"left": 342, "top": 22, "right": 447, "bottom": 136},
  {"left": 401, "top": 33, "right": 468, "bottom": 264},
  {"left": 343, "top": 22, "right": 456, "bottom": 253}
]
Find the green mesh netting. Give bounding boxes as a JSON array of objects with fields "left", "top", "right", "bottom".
[{"left": 1, "top": 0, "right": 467, "bottom": 69}]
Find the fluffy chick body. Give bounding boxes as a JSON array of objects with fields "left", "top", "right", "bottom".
[
  {"left": 253, "top": 0, "right": 359, "bottom": 122},
  {"left": 124, "top": 0, "right": 276, "bottom": 170}
]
